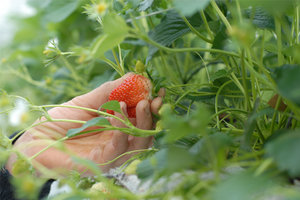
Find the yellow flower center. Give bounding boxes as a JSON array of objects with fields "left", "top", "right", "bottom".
[
  {"left": 21, "top": 113, "right": 29, "bottom": 123},
  {"left": 97, "top": 3, "right": 107, "bottom": 14}
]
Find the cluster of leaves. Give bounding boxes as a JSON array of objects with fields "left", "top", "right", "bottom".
[{"left": 2, "top": 0, "right": 300, "bottom": 199}]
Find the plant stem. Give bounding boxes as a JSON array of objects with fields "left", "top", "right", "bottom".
[
  {"left": 211, "top": 108, "right": 248, "bottom": 119},
  {"left": 275, "top": 17, "right": 284, "bottom": 65},
  {"left": 112, "top": 48, "right": 124, "bottom": 76},
  {"left": 138, "top": 34, "right": 239, "bottom": 57},
  {"left": 103, "top": 58, "right": 122, "bottom": 76},
  {"left": 211, "top": 0, "right": 232, "bottom": 32},
  {"left": 200, "top": 10, "right": 214, "bottom": 39},
  {"left": 181, "top": 15, "right": 213, "bottom": 43},
  {"left": 296, "top": 6, "right": 299, "bottom": 44},
  {"left": 219, "top": 127, "right": 244, "bottom": 134},
  {"left": 6, "top": 69, "right": 58, "bottom": 93},
  {"left": 118, "top": 45, "right": 125, "bottom": 75},
  {"left": 240, "top": 50, "right": 250, "bottom": 111},
  {"left": 98, "top": 149, "right": 155, "bottom": 166},
  {"left": 270, "top": 96, "right": 282, "bottom": 134},
  {"left": 29, "top": 136, "right": 68, "bottom": 160},
  {"left": 260, "top": 30, "right": 265, "bottom": 65},
  {"left": 35, "top": 104, "right": 128, "bottom": 126},
  {"left": 235, "top": 0, "right": 243, "bottom": 23},
  {"left": 215, "top": 79, "right": 236, "bottom": 129},
  {"left": 60, "top": 56, "right": 83, "bottom": 85},
  {"left": 10, "top": 120, "right": 46, "bottom": 142}
]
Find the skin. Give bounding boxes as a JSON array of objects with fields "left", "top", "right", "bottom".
[{"left": 6, "top": 73, "right": 164, "bottom": 175}]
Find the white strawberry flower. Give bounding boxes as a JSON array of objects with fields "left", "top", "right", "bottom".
[
  {"left": 8, "top": 99, "right": 29, "bottom": 126},
  {"left": 46, "top": 37, "right": 59, "bottom": 49}
]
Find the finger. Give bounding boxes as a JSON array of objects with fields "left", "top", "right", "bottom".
[
  {"left": 69, "top": 72, "right": 134, "bottom": 110},
  {"left": 102, "top": 102, "right": 129, "bottom": 169},
  {"left": 151, "top": 97, "right": 163, "bottom": 115},
  {"left": 129, "top": 100, "right": 153, "bottom": 150},
  {"left": 109, "top": 102, "right": 128, "bottom": 128},
  {"left": 157, "top": 88, "right": 166, "bottom": 97},
  {"left": 136, "top": 100, "right": 152, "bottom": 130},
  {"left": 110, "top": 102, "right": 129, "bottom": 148}
]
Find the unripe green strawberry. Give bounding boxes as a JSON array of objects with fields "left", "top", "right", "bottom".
[
  {"left": 135, "top": 60, "right": 145, "bottom": 73},
  {"left": 108, "top": 74, "right": 152, "bottom": 118}
]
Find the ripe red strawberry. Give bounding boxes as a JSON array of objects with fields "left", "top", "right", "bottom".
[
  {"left": 108, "top": 74, "right": 152, "bottom": 118},
  {"left": 126, "top": 107, "right": 137, "bottom": 118}
]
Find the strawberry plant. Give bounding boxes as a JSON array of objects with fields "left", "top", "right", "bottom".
[{"left": 1, "top": 0, "right": 300, "bottom": 199}]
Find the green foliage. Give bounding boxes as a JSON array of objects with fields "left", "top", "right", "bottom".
[
  {"left": 2, "top": 0, "right": 300, "bottom": 199},
  {"left": 12, "top": 174, "right": 45, "bottom": 200},
  {"left": 160, "top": 103, "right": 211, "bottom": 142},
  {"left": 174, "top": 0, "right": 210, "bottom": 16},
  {"left": 210, "top": 170, "right": 277, "bottom": 200},
  {"left": 147, "top": 10, "right": 192, "bottom": 60},
  {"left": 101, "top": 100, "right": 122, "bottom": 114},
  {"left": 91, "top": 13, "right": 129, "bottom": 59},
  {"left": 266, "top": 130, "right": 300, "bottom": 177},
  {"left": 42, "top": 0, "right": 80, "bottom": 23},
  {"left": 271, "top": 64, "right": 300, "bottom": 106}
]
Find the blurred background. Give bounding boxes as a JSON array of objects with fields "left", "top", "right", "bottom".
[
  {"left": 0, "top": 0, "right": 112, "bottom": 133},
  {"left": 0, "top": 0, "right": 35, "bottom": 47},
  {"left": 0, "top": 0, "right": 110, "bottom": 103}
]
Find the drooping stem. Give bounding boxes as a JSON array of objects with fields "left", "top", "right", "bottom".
[
  {"left": 34, "top": 104, "right": 129, "bottom": 126},
  {"left": 181, "top": 15, "right": 213, "bottom": 43},
  {"left": 29, "top": 136, "right": 68, "bottom": 161},
  {"left": 296, "top": 6, "right": 299, "bottom": 44},
  {"left": 200, "top": 10, "right": 214, "bottom": 39},
  {"left": 211, "top": 0, "right": 232, "bottom": 32},
  {"left": 138, "top": 33, "right": 239, "bottom": 57}
]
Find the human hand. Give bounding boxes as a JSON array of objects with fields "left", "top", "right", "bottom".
[{"left": 6, "top": 73, "right": 164, "bottom": 175}]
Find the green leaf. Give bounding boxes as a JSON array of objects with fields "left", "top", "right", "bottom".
[
  {"left": 67, "top": 117, "right": 110, "bottom": 138},
  {"left": 210, "top": 69, "right": 231, "bottom": 82},
  {"left": 212, "top": 25, "right": 228, "bottom": 50},
  {"left": 283, "top": 44, "right": 300, "bottom": 64},
  {"left": 146, "top": 11, "right": 191, "bottom": 61},
  {"left": 136, "top": 157, "right": 155, "bottom": 179},
  {"left": 146, "top": 11, "right": 203, "bottom": 61},
  {"left": 190, "top": 132, "right": 232, "bottom": 164},
  {"left": 174, "top": 0, "right": 210, "bottom": 16},
  {"left": 185, "top": 87, "right": 217, "bottom": 102},
  {"left": 271, "top": 64, "right": 300, "bottom": 106},
  {"left": 162, "top": 104, "right": 211, "bottom": 142},
  {"left": 164, "top": 146, "right": 195, "bottom": 173},
  {"left": 103, "top": 13, "right": 128, "bottom": 36},
  {"left": 246, "top": 7, "right": 275, "bottom": 29},
  {"left": 91, "top": 13, "right": 129, "bottom": 57},
  {"left": 266, "top": 130, "right": 300, "bottom": 177},
  {"left": 42, "top": 0, "right": 80, "bottom": 23},
  {"left": 139, "top": 0, "right": 154, "bottom": 11},
  {"left": 101, "top": 100, "right": 122, "bottom": 114},
  {"left": 137, "top": 147, "right": 196, "bottom": 178},
  {"left": 240, "top": 0, "right": 297, "bottom": 15},
  {"left": 27, "top": 0, "right": 51, "bottom": 9},
  {"left": 211, "top": 170, "right": 276, "bottom": 200}
]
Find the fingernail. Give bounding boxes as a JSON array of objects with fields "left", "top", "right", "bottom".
[{"left": 120, "top": 102, "right": 126, "bottom": 109}]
